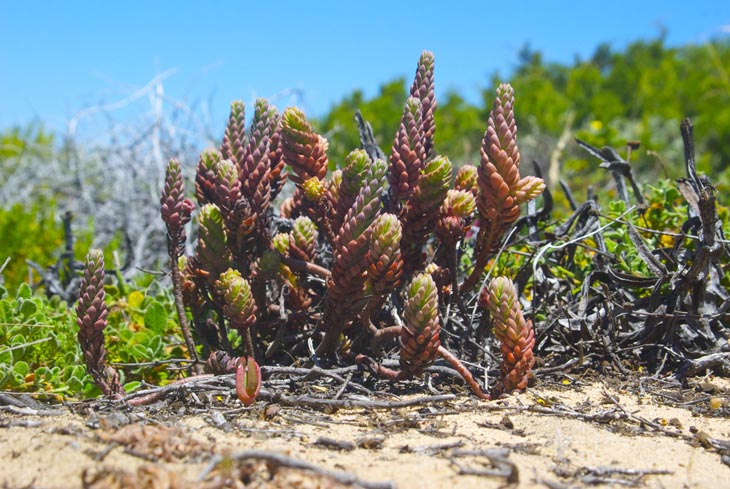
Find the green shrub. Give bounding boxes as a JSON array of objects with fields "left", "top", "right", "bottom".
[{"left": 0, "top": 279, "right": 186, "bottom": 400}]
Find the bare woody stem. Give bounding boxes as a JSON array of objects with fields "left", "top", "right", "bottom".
[{"left": 168, "top": 246, "right": 203, "bottom": 374}]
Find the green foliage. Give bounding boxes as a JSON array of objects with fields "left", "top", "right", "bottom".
[
  {"left": 0, "top": 200, "right": 120, "bottom": 294},
  {"left": 0, "top": 280, "right": 186, "bottom": 400},
  {"left": 0, "top": 201, "right": 65, "bottom": 291},
  {"left": 317, "top": 79, "right": 407, "bottom": 168},
  {"left": 500, "top": 37, "right": 730, "bottom": 187},
  {"left": 0, "top": 123, "right": 54, "bottom": 160},
  {"left": 499, "top": 178, "right": 730, "bottom": 297},
  {"left": 434, "top": 91, "right": 485, "bottom": 164}
]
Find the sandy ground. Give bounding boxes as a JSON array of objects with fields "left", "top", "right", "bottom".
[{"left": 1, "top": 376, "right": 729, "bottom": 489}]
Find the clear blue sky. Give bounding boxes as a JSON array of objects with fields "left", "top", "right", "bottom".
[{"left": 1, "top": 1, "right": 728, "bottom": 138}]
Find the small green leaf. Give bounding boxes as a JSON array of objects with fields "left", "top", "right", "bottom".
[
  {"left": 130, "top": 344, "right": 149, "bottom": 360},
  {"left": 16, "top": 283, "right": 32, "bottom": 300},
  {"left": 124, "top": 381, "right": 141, "bottom": 393},
  {"left": 143, "top": 301, "right": 168, "bottom": 332},
  {"left": 104, "top": 285, "right": 120, "bottom": 298},
  {"left": 67, "top": 376, "right": 84, "bottom": 393},
  {"left": 14, "top": 361, "right": 30, "bottom": 376},
  {"left": 0, "top": 299, "right": 8, "bottom": 323},
  {"left": 18, "top": 299, "right": 38, "bottom": 317}
]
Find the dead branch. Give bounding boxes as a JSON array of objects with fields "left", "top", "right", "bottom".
[{"left": 199, "top": 449, "right": 396, "bottom": 489}]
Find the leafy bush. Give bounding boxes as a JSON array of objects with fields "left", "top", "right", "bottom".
[
  {"left": 0, "top": 201, "right": 65, "bottom": 291},
  {"left": 0, "top": 279, "right": 186, "bottom": 400}
]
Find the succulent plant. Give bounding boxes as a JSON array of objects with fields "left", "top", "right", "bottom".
[
  {"left": 76, "top": 249, "right": 122, "bottom": 398},
  {"left": 160, "top": 158, "right": 194, "bottom": 255},
  {"left": 476, "top": 84, "right": 544, "bottom": 225},
  {"left": 220, "top": 100, "right": 246, "bottom": 169},
  {"left": 195, "top": 148, "right": 222, "bottom": 207},
  {"left": 454, "top": 164, "right": 478, "bottom": 196},
  {"left": 482, "top": 276, "right": 535, "bottom": 395},
  {"left": 215, "top": 268, "right": 257, "bottom": 334},
  {"left": 460, "top": 84, "right": 545, "bottom": 294},
  {"left": 281, "top": 107, "right": 328, "bottom": 186},
  {"left": 196, "top": 204, "right": 232, "bottom": 283},
  {"left": 157, "top": 53, "right": 544, "bottom": 407},
  {"left": 336, "top": 149, "right": 373, "bottom": 230},
  {"left": 433, "top": 189, "right": 476, "bottom": 294},
  {"left": 437, "top": 189, "right": 476, "bottom": 244},
  {"left": 235, "top": 356, "right": 261, "bottom": 406},
  {"left": 303, "top": 177, "right": 326, "bottom": 202},
  {"left": 268, "top": 125, "right": 287, "bottom": 200},
  {"left": 214, "top": 159, "right": 242, "bottom": 216},
  {"left": 161, "top": 159, "right": 200, "bottom": 370},
  {"left": 400, "top": 272, "right": 441, "bottom": 376},
  {"left": 401, "top": 155, "right": 452, "bottom": 274},
  {"left": 290, "top": 216, "right": 319, "bottom": 263},
  {"left": 269, "top": 232, "right": 313, "bottom": 319},
  {"left": 279, "top": 194, "right": 298, "bottom": 219},
  {"left": 410, "top": 50, "right": 437, "bottom": 158},
  {"left": 388, "top": 96, "right": 426, "bottom": 212},
  {"left": 241, "top": 99, "right": 279, "bottom": 221},
  {"left": 365, "top": 213, "right": 403, "bottom": 320},
  {"left": 318, "top": 158, "right": 388, "bottom": 355}
]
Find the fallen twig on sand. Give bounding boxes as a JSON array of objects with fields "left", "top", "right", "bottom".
[
  {"left": 259, "top": 390, "right": 456, "bottom": 411},
  {"left": 199, "top": 449, "right": 396, "bottom": 489},
  {"left": 449, "top": 448, "right": 519, "bottom": 483}
]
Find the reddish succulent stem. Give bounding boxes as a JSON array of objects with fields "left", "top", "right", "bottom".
[
  {"left": 458, "top": 220, "right": 501, "bottom": 295},
  {"left": 362, "top": 294, "right": 386, "bottom": 325},
  {"left": 438, "top": 346, "right": 490, "bottom": 400},
  {"left": 370, "top": 324, "right": 401, "bottom": 354},
  {"left": 241, "top": 326, "right": 255, "bottom": 358},
  {"left": 356, "top": 345, "right": 491, "bottom": 401},
  {"left": 355, "top": 354, "right": 402, "bottom": 381},
  {"left": 280, "top": 255, "right": 332, "bottom": 280}
]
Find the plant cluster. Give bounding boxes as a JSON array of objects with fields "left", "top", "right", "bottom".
[
  {"left": 154, "top": 52, "right": 544, "bottom": 403},
  {"left": 3, "top": 50, "right": 728, "bottom": 404}
]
